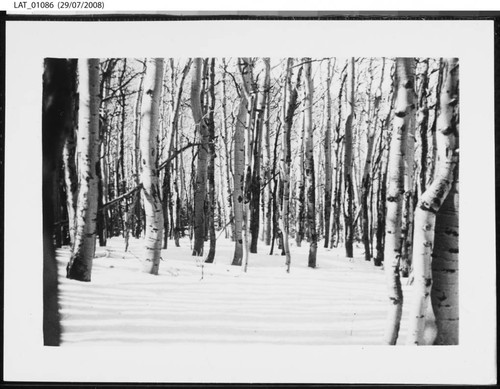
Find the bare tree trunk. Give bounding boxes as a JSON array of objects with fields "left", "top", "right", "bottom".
[
  {"left": 66, "top": 59, "right": 101, "bottom": 282},
  {"left": 329, "top": 68, "right": 347, "bottom": 249},
  {"left": 417, "top": 59, "right": 430, "bottom": 195},
  {"left": 42, "top": 58, "right": 77, "bottom": 344},
  {"left": 191, "top": 58, "right": 209, "bottom": 256},
  {"left": 206, "top": 58, "right": 217, "bottom": 263},
  {"left": 221, "top": 59, "right": 235, "bottom": 241},
  {"left": 431, "top": 169, "right": 459, "bottom": 345},
  {"left": 133, "top": 60, "right": 146, "bottom": 238},
  {"left": 140, "top": 58, "right": 164, "bottom": 275},
  {"left": 303, "top": 58, "right": 318, "bottom": 268},
  {"left": 407, "top": 58, "right": 459, "bottom": 345},
  {"left": 231, "top": 60, "right": 249, "bottom": 266},
  {"left": 295, "top": 110, "right": 306, "bottom": 247},
  {"left": 323, "top": 59, "right": 333, "bottom": 248},
  {"left": 344, "top": 58, "right": 355, "bottom": 258},
  {"left": 281, "top": 59, "right": 303, "bottom": 272},
  {"left": 249, "top": 58, "right": 270, "bottom": 253},
  {"left": 239, "top": 58, "right": 256, "bottom": 273},
  {"left": 263, "top": 62, "right": 273, "bottom": 246},
  {"left": 400, "top": 59, "right": 417, "bottom": 277},
  {"left": 383, "top": 58, "right": 415, "bottom": 345},
  {"left": 62, "top": 81, "right": 78, "bottom": 246}
]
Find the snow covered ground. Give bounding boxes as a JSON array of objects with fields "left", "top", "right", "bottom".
[{"left": 56, "top": 236, "right": 415, "bottom": 346}]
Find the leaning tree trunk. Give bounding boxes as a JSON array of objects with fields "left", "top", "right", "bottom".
[
  {"left": 191, "top": 58, "right": 210, "bottom": 256},
  {"left": 344, "top": 58, "right": 355, "bottom": 258},
  {"left": 383, "top": 57, "right": 415, "bottom": 345},
  {"left": 140, "top": 58, "right": 164, "bottom": 275},
  {"left": 66, "top": 59, "right": 101, "bottom": 282},
  {"left": 407, "top": 58, "right": 459, "bottom": 345},
  {"left": 303, "top": 58, "right": 318, "bottom": 268}
]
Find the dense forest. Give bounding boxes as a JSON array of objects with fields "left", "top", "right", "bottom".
[{"left": 42, "top": 56, "right": 459, "bottom": 347}]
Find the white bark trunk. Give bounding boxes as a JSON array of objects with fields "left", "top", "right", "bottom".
[
  {"left": 383, "top": 58, "right": 415, "bottom": 344},
  {"left": 66, "top": 58, "right": 101, "bottom": 282},
  {"left": 140, "top": 58, "right": 164, "bottom": 275},
  {"left": 407, "top": 58, "right": 459, "bottom": 345}
]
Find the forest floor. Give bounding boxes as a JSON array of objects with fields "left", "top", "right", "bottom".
[{"left": 56, "top": 236, "right": 416, "bottom": 346}]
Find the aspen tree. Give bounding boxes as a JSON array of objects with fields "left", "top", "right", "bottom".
[
  {"left": 249, "top": 58, "right": 270, "bottom": 253},
  {"left": 231, "top": 59, "right": 250, "bottom": 266},
  {"left": 140, "top": 58, "right": 164, "bottom": 275},
  {"left": 360, "top": 59, "right": 380, "bottom": 262},
  {"left": 62, "top": 60, "right": 78, "bottom": 246},
  {"left": 263, "top": 59, "right": 273, "bottom": 246},
  {"left": 401, "top": 59, "right": 417, "bottom": 277},
  {"left": 431, "top": 170, "right": 459, "bottom": 345},
  {"left": 407, "top": 58, "right": 458, "bottom": 345},
  {"left": 239, "top": 58, "right": 256, "bottom": 272},
  {"left": 303, "top": 58, "right": 318, "bottom": 268},
  {"left": 383, "top": 58, "right": 415, "bottom": 344},
  {"left": 43, "top": 58, "right": 77, "bottom": 344},
  {"left": 281, "top": 58, "right": 303, "bottom": 272},
  {"left": 323, "top": 59, "right": 333, "bottom": 248},
  {"left": 206, "top": 58, "right": 217, "bottom": 263},
  {"left": 344, "top": 58, "right": 355, "bottom": 258},
  {"left": 66, "top": 58, "right": 101, "bottom": 282},
  {"left": 191, "top": 58, "right": 209, "bottom": 256}
]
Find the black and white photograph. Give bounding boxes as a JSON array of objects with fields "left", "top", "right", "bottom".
[{"left": 3, "top": 15, "right": 497, "bottom": 384}]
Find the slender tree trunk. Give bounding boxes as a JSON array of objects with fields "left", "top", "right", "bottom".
[
  {"left": 361, "top": 59, "right": 384, "bottom": 262},
  {"left": 66, "top": 59, "right": 101, "bottom": 282},
  {"left": 249, "top": 58, "right": 270, "bottom": 253},
  {"left": 239, "top": 58, "right": 256, "bottom": 273},
  {"left": 418, "top": 59, "right": 430, "bottom": 195},
  {"left": 296, "top": 111, "right": 306, "bottom": 247},
  {"left": 62, "top": 87, "right": 78, "bottom": 246},
  {"left": 133, "top": 60, "right": 146, "bottom": 238},
  {"left": 140, "top": 58, "right": 164, "bottom": 275},
  {"left": 344, "top": 58, "right": 355, "bottom": 258},
  {"left": 281, "top": 59, "right": 303, "bottom": 272},
  {"left": 303, "top": 58, "right": 318, "bottom": 268},
  {"left": 191, "top": 58, "right": 209, "bottom": 256},
  {"left": 323, "top": 59, "right": 333, "bottom": 248},
  {"left": 383, "top": 58, "right": 415, "bottom": 344},
  {"left": 206, "top": 58, "right": 217, "bottom": 263},
  {"left": 407, "top": 58, "right": 459, "bottom": 345},
  {"left": 221, "top": 59, "right": 235, "bottom": 241}
]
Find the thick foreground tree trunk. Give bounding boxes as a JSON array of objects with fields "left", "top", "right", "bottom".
[
  {"left": 42, "top": 58, "right": 77, "bottom": 345},
  {"left": 66, "top": 59, "right": 101, "bottom": 282},
  {"left": 140, "top": 58, "right": 164, "bottom": 275},
  {"left": 407, "top": 58, "right": 459, "bottom": 345},
  {"left": 431, "top": 173, "right": 459, "bottom": 345},
  {"left": 383, "top": 58, "right": 414, "bottom": 344}
]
